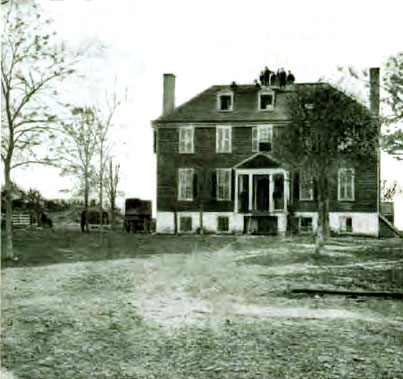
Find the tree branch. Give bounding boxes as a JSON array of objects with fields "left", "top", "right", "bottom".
[{"left": 11, "top": 159, "right": 54, "bottom": 170}]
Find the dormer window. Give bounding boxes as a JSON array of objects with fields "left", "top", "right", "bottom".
[
  {"left": 218, "top": 92, "right": 233, "bottom": 111},
  {"left": 259, "top": 90, "right": 275, "bottom": 111}
]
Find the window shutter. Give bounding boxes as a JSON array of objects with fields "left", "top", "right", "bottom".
[
  {"left": 313, "top": 178, "right": 318, "bottom": 200},
  {"left": 179, "top": 129, "right": 184, "bottom": 153},
  {"left": 211, "top": 170, "right": 216, "bottom": 199},
  {"left": 294, "top": 171, "right": 299, "bottom": 200},
  {"left": 216, "top": 127, "right": 222, "bottom": 152},
  {"left": 193, "top": 170, "right": 198, "bottom": 200},
  {"left": 252, "top": 126, "right": 258, "bottom": 152},
  {"left": 224, "top": 128, "right": 228, "bottom": 152},
  {"left": 178, "top": 169, "right": 184, "bottom": 200}
]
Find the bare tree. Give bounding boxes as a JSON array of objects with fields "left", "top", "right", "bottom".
[
  {"left": 105, "top": 159, "right": 120, "bottom": 226},
  {"left": 381, "top": 179, "right": 403, "bottom": 202},
  {"left": 93, "top": 88, "right": 126, "bottom": 230},
  {"left": 60, "top": 107, "right": 97, "bottom": 232},
  {"left": 1, "top": 1, "right": 77, "bottom": 258}
]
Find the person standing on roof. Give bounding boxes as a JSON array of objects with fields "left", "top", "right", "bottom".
[
  {"left": 279, "top": 67, "right": 286, "bottom": 89},
  {"left": 263, "top": 66, "right": 271, "bottom": 86},
  {"left": 259, "top": 71, "right": 265, "bottom": 86},
  {"left": 287, "top": 70, "right": 295, "bottom": 84}
]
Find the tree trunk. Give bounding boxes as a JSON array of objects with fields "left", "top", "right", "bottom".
[
  {"left": 315, "top": 178, "right": 330, "bottom": 254},
  {"left": 84, "top": 176, "right": 90, "bottom": 232},
  {"left": 36, "top": 209, "right": 41, "bottom": 226},
  {"left": 4, "top": 162, "right": 14, "bottom": 259},
  {"left": 99, "top": 144, "right": 104, "bottom": 231}
]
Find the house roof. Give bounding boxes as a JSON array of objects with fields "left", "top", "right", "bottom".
[{"left": 153, "top": 83, "right": 333, "bottom": 124}]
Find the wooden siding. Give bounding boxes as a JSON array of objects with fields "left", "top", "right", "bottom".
[
  {"left": 292, "top": 157, "right": 378, "bottom": 213},
  {"left": 157, "top": 125, "right": 378, "bottom": 214}
]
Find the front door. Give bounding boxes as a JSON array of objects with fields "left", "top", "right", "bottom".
[{"left": 254, "top": 175, "right": 270, "bottom": 212}]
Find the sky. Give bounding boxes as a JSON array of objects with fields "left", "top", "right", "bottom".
[{"left": 8, "top": 0, "right": 403, "bottom": 226}]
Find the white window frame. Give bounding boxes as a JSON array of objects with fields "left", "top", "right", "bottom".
[
  {"left": 339, "top": 216, "right": 353, "bottom": 233},
  {"left": 178, "top": 168, "right": 194, "bottom": 201},
  {"left": 252, "top": 125, "right": 273, "bottom": 152},
  {"left": 179, "top": 126, "right": 194, "bottom": 154},
  {"left": 299, "top": 217, "right": 313, "bottom": 232},
  {"left": 216, "top": 125, "right": 232, "bottom": 153},
  {"left": 299, "top": 172, "right": 314, "bottom": 201},
  {"left": 258, "top": 90, "right": 275, "bottom": 111},
  {"left": 216, "top": 169, "right": 231, "bottom": 201},
  {"left": 217, "top": 92, "right": 233, "bottom": 112},
  {"left": 338, "top": 168, "right": 355, "bottom": 201}
]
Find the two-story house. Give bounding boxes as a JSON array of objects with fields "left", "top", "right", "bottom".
[{"left": 152, "top": 69, "right": 382, "bottom": 236}]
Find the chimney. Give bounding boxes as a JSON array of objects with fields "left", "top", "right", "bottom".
[
  {"left": 369, "top": 67, "right": 380, "bottom": 117},
  {"left": 163, "top": 73, "right": 175, "bottom": 115}
]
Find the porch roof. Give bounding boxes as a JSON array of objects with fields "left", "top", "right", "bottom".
[{"left": 234, "top": 153, "right": 283, "bottom": 169}]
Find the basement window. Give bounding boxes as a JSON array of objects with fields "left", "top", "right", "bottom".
[
  {"left": 217, "top": 216, "right": 229, "bottom": 232},
  {"left": 340, "top": 217, "right": 353, "bottom": 233},
  {"left": 218, "top": 93, "right": 233, "bottom": 111},
  {"left": 299, "top": 217, "right": 313, "bottom": 233},
  {"left": 180, "top": 217, "right": 192, "bottom": 232}
]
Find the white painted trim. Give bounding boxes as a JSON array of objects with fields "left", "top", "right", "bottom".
[
  {"left": 236, "top": 168, "right": 287, "bottom": 175},
  {"left": 178, "top": 168, "right": 194, "bottom": 201},
  {"left": 156, "top": 212, "right": 379, "bottom": 236},
  {"left": 337, "top": 168, "right": 355, "bottom": 201},
  {"left": 216, "top": 125, "right": 232, "bottom": 153},
  {"left": 216, "top": 168, "right": 232, "bottom": 201},
  {"left": 258, "top": 90, "right": 275, "bottom": 111},
  {"left": 178, "top": 125, "right": 194, "bottom": 154},
  {"left": 234, "top": 173, "right": 239, "bottom": 212},
  {"left": 248, "top": 174, "right": 253, "bottom": 211},
  {"left": 252, "top": 125, "right": 273, "bottom": 152}
]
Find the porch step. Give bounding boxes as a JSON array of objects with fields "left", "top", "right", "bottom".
[{"left": 379, "top": 214, "right": 403, "bottom": 238}]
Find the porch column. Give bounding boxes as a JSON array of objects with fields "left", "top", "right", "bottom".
[
  {"left": 269, "top": 174, "right": 274, "bottom": 212},
  {"left": 234, "top": 173, "right": 238, "bottom": 213},
  {"left": 248, "top": 174, "right": 253, "bottom": 211},
  {"left": 284, "top": 171, "right": 290, "bottom": 212}
]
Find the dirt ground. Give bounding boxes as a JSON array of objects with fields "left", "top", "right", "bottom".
[{"left": 2, "top": 231, "right": 403, "bottom": 378}]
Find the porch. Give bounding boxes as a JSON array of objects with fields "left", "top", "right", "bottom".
[{"left": 233, "top": 154, "right": 290, "bottom": 234}]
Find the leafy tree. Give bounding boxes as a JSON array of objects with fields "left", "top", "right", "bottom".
[
  {"left": 276, "top": 83, "right": 377, "bottom": 252},
  {"left": 334, "top": 56, "right": 403, "bottom": 160},
  {"left": 1, "top": 1, "right": 77, "bottom": 258},
  {"left": 60, "top": 107, "right": 98, "bottom": 232},
  {"left": 384, "top": 52, "right": 403, "bottom": 125},
  {"left": 382, "top": 52, "right": 403, "bottom": 161}
]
